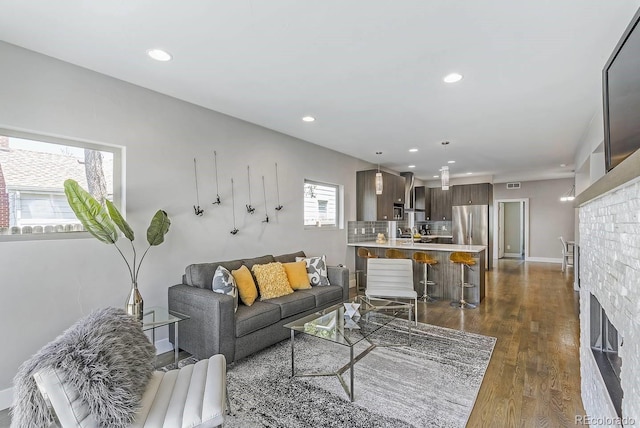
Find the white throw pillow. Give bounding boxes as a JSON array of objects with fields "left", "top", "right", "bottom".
[
  {"left": 212, "top": 266, "right": 238, "bottom": 312},
  {"left": 295, "top": 255, "right": 330, "bottom": 286}
]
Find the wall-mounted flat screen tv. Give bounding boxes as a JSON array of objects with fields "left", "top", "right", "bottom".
[{"left": 603, "top": 7, "right": 640, "bottom": 172}]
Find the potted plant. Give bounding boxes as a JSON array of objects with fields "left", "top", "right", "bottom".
[{"left": 64, "top": 179, "right": 171, "bottom": 319}]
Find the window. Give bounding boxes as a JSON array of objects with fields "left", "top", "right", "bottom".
[
  {"left": 0, "top": 129, "right": 122, "bottom": 240},
  {"left": 303, "top": 179, "right": 342, "bottom": 229}
]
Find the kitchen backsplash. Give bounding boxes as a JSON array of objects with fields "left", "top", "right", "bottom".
[
  {"left": 347, "top": 220, "right": 408, "bottom": 243},
  {"left": 416, "top": 220, "right": 452, "bottom": 235}
]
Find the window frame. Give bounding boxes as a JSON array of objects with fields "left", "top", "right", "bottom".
[
  {"left": 303, "top": 178, "right": 343, "bottom": 230},
  {"left": 0, "top": 127, "right": 124, "bottom": 242}
]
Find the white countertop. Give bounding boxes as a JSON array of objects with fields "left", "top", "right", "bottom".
[{"left": 348, "top": 240, "right": 486, "bottom": 253}]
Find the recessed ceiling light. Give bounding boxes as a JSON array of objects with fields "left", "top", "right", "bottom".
[
  {"left": 302, "top": 116, "right": 315, "bottom": 122},
  {"left": 433, "top": 175, "right": 439, "bottom": 178},
  {"left": 443, "top": 73, "right": 463, "bottom": 83},
  {"left": 448, "top": 160, "right": 455, "bottom": 164},
  {"left": 147, "top": 48, "right": 172, "bottom": 62},
  {"left": 408, "top": 165, "right": 416, "bottom": 168},
  {"left": 409, "top": 148, "right": 418, "bottom": 152},
  {"left": 467, "top": 172, "right": 473, "bottom": 175},
  {"left": 560, "top": 163, "right": 567, "bottom": 167}
]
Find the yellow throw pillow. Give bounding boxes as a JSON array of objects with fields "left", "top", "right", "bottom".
[
  {"left": 231, "top": 265, "right": 258, "bottom": 306},
  {"left": 282, "top": 261, "right": 312, "bottom": 290},
  {"left": 252, "top": 262, "right": 294, "bottom": 300}
]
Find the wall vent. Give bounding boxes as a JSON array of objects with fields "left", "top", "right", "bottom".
[{"left": 506, "top": 182, "right": 521, "bottom": 189}]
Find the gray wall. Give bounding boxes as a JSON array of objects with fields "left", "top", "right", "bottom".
[
  {"left": 494, "top": 178, "right": 575, "bottom": 260},
  {"left": 503, "top": 202, "right": 522, "bottom": 255},
  {"left": 0, "top": 41, "right": 371, "bottom": 398}
]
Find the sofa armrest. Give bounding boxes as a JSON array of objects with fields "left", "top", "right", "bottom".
[
  {"left": 328, "top": 266, "right": 350, "bottom": 301},
  {"left": 168, "top": 284, "right": 235, "bottom": 362}
]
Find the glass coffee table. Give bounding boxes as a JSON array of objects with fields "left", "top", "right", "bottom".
[
  {"left": 284, "top": 296, "right": 412, "bottom": 402},
  {"left": 142, "top": 306, "right": 190, "bottom": 368}
]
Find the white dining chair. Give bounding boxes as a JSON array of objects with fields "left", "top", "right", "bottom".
[{"left": 365, "top": 258, "right": 418, "bottom": 325}]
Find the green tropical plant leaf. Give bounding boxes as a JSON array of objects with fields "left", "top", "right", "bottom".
[
  {"left": 147, "top": 210, "right": 170, "bottom": 246},
  {"left": 105, "top": 199, "right": 135, "bottom": 241},
  {"left": 63, "top": 179, "right": 117, "bottom": 244}
]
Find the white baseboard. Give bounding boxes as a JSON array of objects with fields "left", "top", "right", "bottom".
[
  {"left": 526, "top": 257, "right": 562, "bottom": 263},
  {"left": 503, "top": 252, "right": 523, "bottom": 258},
  {"left": 1, "top": 386, "right": 13, "bottom": 411},
  {"left": 155, "top": 338, "right": 174, "bottom": 355}
]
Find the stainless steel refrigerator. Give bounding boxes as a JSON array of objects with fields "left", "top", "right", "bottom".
[{"left": 452, "top": 205, "right": 492, "bottom": 269}]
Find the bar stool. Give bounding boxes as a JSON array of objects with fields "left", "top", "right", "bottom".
[
  {"left": 356, "top": 247, "right": 378, "bottom": 293},
  {"left": 385, "top": 248, "right": 408, "bottom": 259},
  {"left": 412, "top": 252, "right": 438, "bottom": 302},
  {"left": 449, "top": 252, "right": 477, "bottom": 309}
]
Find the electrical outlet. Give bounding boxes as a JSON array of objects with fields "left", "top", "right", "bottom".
[{"left": 507, "top": 245, "right": 511, "bottom": 250}]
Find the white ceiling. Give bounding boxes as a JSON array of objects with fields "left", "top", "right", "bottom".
[{"left": 0, "top": 1, "right": 638, "bottom": 182}]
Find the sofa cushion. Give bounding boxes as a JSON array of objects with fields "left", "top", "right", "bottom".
[
  {"left": 298, "top": 285, "right": 344, "bottom": 307},
  {"left": 296, "top": 255, "right": 330, "bottom": 286},
  {"left": 264, "top": 291, "right": 316, "bottom": 318},
  {"left": 212, "top": 266, "right": 238, "bottom": 312},
  {"left": 235, "top": 301, "right": 281, "bottom": 338},
  {"left": 252, "top": 262, "right": 294, "bottom": 300},
  {"left": 274, "top": 251, "right": 306, "bottom": 263},
  {"left": 231, "top": 265, "right": 259, "bottom": 306},
  {"left": 282, "top": 261, "right": 312, "bottom": 290},
  {"left": 184, "top": 260, "right": 243, "bottom": 289}
]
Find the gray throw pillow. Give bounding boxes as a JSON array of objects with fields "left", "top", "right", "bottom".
[
  {"left": 212, "top": 266, "right": 238, "bottom": 312},
  {"left": 296, "top": 255, "right": 330, "bottom": 286}
]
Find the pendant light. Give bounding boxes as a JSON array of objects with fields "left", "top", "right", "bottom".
[
  {"left": 440, "top": 141, "right": 450, "bottom": 190},
  {"left": 440, "top": 166, "right": 450, "bottom": 190},
  {"left": 375, "top": 151, "right": 383, "bottom": 195},
  {"left": 560, "top": 185, "right": 575, "bottom": 202}
]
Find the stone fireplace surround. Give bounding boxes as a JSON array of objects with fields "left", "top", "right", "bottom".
[{"left": 579, "top": 172, "right": 640, "bottom": 425}]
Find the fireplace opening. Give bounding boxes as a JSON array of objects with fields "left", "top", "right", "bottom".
[{"left": 590, "top": 294, "right": 623, "bottom": 417}]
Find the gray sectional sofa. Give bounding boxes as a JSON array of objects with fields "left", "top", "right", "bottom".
[{"left": 168, "top": 251, "right": 349, "bottom": 363}]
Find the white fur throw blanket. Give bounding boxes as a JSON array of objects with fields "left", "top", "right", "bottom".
[{"left": 11, "top": 307, "right": 156, "bottom": 428}]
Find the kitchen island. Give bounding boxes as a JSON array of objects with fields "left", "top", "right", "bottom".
[{"left": 349, "top": 240, "right": 486, "bottom": 303}]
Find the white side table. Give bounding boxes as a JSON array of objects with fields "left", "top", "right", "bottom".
[{"left": 142, "top": 306, "right": 190, "bottom": 368}]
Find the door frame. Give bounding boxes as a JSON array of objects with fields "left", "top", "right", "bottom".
[{"left": 493, "top": 198, "right": 529, "bottom": 260}]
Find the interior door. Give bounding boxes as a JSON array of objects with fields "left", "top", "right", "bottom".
[{"left": 498, "top": 202, "right": 505, "bottom": 258}]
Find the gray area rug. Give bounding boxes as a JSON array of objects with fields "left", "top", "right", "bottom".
[{"left": 171, "top": 320, "right": 496, "bottom": 428}]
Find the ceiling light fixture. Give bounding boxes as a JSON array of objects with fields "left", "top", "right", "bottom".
[
  {"left": 375, "top": 151, "right": 383, "bottom": 195},
  {"left": 408, "top": 165, "right": 416, "bottom": 168},
  {"left": 302, "top": 116, "right": 315, "bottom": 122},
  {"left": 560, "top": 185, "right": 575, "bottom": 202},
  {"left": 433, "top": 175, "right": 439, "bottom": 178},
  {"left": 146, "top": 48, "right": 172, "bottom": 62},
  {"left": 467, "top": 172, "right": 473, "bottom": 175},
  {"left": 443, "top": 73, "right": 463, "bottom": 83},
  {"left": 409, "top": 148, "right": 418, "bottom": 152},
  {"left": 440, "top": 166, "right": 450, "bottom": 190},
  {"left": 448, "top": 160, "right": 455, "bottom": 164},
  {"left": 440, "top": 141, "right": 451, "bottom": 190}
]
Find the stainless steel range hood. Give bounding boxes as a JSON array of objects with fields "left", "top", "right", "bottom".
[{"left": 400, "top": 172, "right": 415, "bottom": 210}]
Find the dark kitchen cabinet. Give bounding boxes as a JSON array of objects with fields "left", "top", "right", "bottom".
[
  {"left": 413, "top": 186, "right": 431, "bottom": 220},
  {"left": 430, "top": 187, "right": 452, "bottom": 221},
  {"left": 356, "top": 170, "right": 405, "bottom": 220},
  {"left": 452, "top": 183, "right": 493, "bottom": 205}
]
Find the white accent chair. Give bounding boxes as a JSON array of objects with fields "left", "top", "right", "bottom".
[
  {"left": 559, "top": 236, "right": 574, "bottom": 272},
  {"left": 33, "top": 355, "right": 228, "bottom": 428},
  {"left": 365, "top": 258, "right": 418, "bottom": 325}
]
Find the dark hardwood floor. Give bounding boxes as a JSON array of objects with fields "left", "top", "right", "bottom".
[
  {"left": 410, "top": 259, "right": 585, "bottom": 427},
  {"left": 0, "top": 259, "right": 583, "bottom": 427}
]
